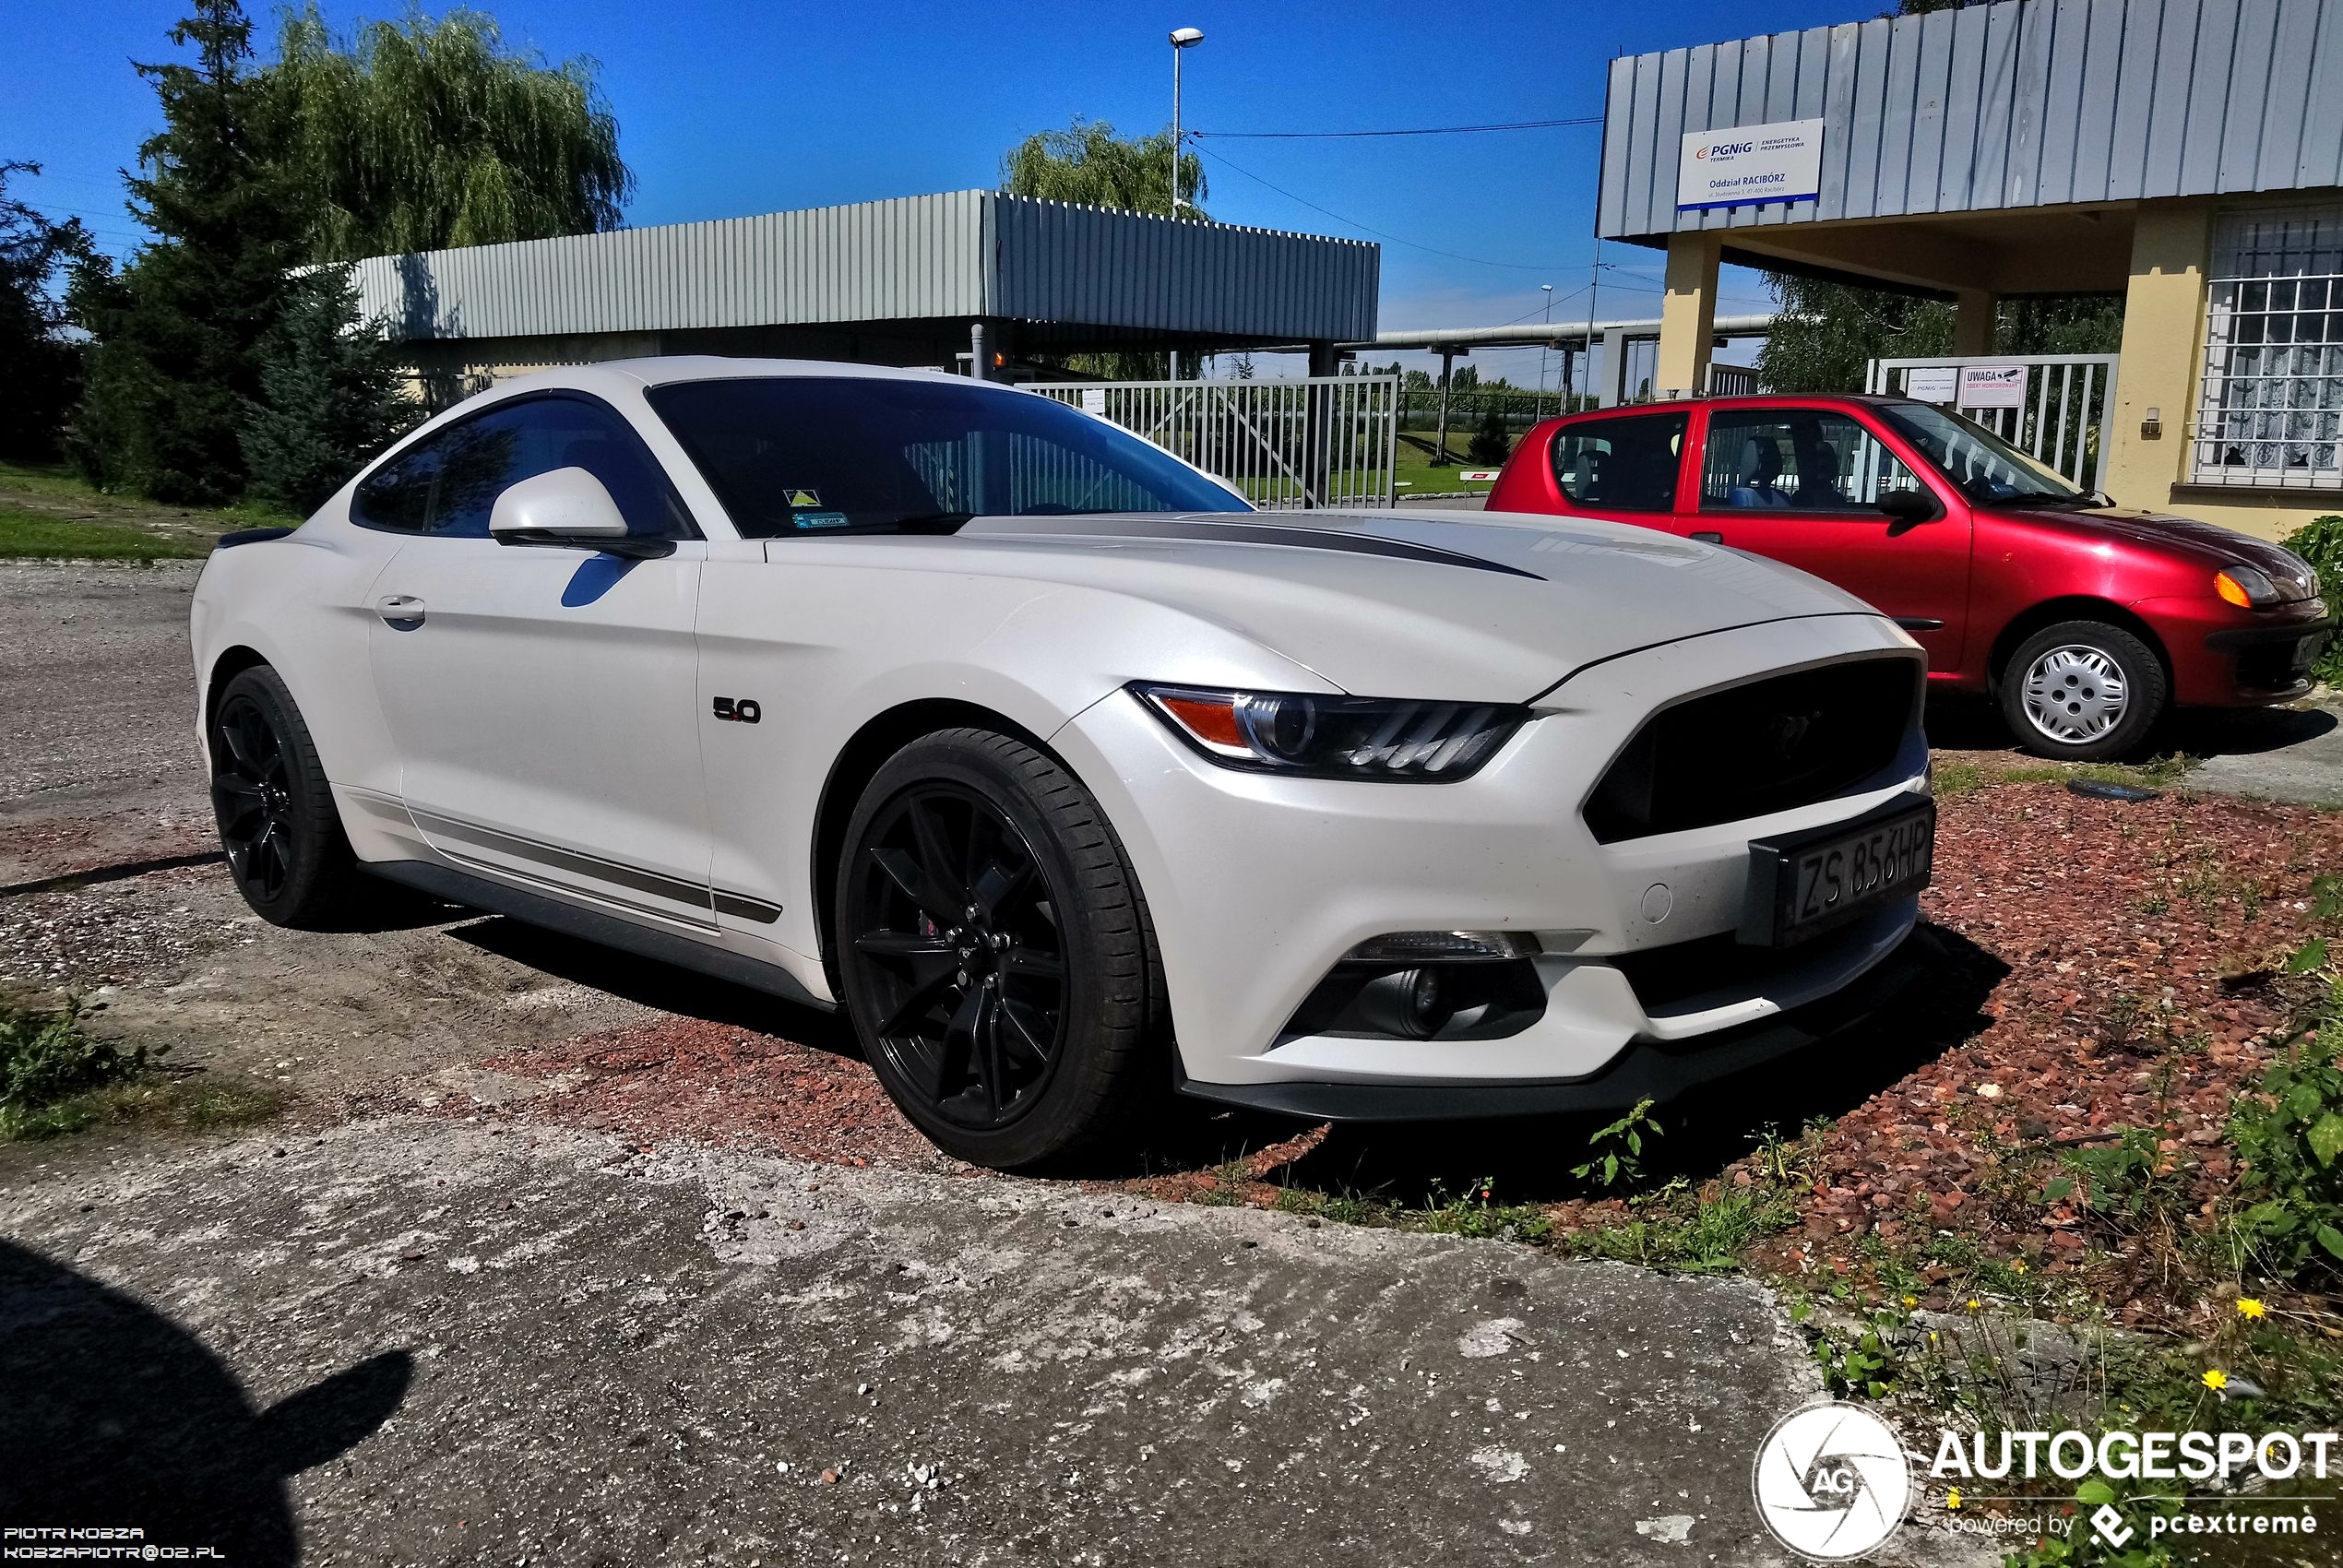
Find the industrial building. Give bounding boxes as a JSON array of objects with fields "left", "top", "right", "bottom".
[
  {"left": 1600, "top": 0, "right": 2343, "bottom": 539},
  {"left": 349, "top": 188, "right": 1382, "bottom": 397}
]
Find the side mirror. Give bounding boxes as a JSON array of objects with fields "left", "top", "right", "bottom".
[
  {"left": 1876, "top": 487, "right": 1936, "bottom": 530},
  {"left": 489, "top": 468, "right": 670, "bottom": 558}
]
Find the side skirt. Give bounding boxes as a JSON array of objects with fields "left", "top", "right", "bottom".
[{"left": 369, "top": 860, "right": 836, "bottom": 1013}]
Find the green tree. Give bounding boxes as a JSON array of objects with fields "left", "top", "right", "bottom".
[
  {"left": 74, "top": 0, "right": 296, "bottom": 503},
  {"left": 0, "top": 162, "right": 93, "bottom": 462},
  {"left": 1756, "top": 276, "right": 2123, "bottom": 396},
  {"left": 266, "top": 6, "right": 632, "bottom": 262},
  {"left": 241, "top": 265, "right": 418, "bottom": 515},
  {"left": 1467, "top": 406, "right": 1512, "bottom": 466},
  {"left": 1000, "top": 117, "right": 1205, "bottom": 220}
]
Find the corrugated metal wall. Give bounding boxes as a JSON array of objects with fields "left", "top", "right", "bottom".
[
  {"left": 1599, "top": 0, "right": 2343, "bottom": 242},
  {"left": 350, "top": 191, "right": 1378, "bottom": 344}
]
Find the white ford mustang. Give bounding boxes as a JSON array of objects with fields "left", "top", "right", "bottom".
[{"left": 191, "top": 358, "right": 1935, "bottom": 1168}]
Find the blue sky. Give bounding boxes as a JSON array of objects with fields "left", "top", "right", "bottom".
[{"left": 2, "top": 0, "right": 1878, "bottom": 384}]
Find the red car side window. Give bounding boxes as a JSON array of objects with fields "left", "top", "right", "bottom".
[
  {"left": 1548, "top": 412, "right": 1688, "bottom": 512},
  {"left": 1699, "top": 409, "right": 1926, "bottom": 514}
]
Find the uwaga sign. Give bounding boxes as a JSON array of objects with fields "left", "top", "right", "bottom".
[{"left": 1678, "top": 118, "right": 1825, "bottom": 212}]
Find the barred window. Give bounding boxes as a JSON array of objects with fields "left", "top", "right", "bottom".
[{"left": 2194, "top": 207, "right": 2343, "bottom": 490}]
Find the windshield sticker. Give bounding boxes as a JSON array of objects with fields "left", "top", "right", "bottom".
[
  {"left": 787, "top": 488, "right": 823, "bottom": 507},
  {"left": 792, "top": 511, "right": 850, "bottom": 529}
]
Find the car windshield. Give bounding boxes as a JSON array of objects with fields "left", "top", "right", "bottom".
[
  {"left": 644, "top": 375, "right": 1252, "bottom": 538},
  {"left": 1874, "top": 400, "right": 2091, "bottom": 505}
]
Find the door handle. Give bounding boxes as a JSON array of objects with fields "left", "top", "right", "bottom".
[
  {"left": 375, "top": 594, "right": 426, "bottom": 628},
  {"left": 1691, "top": 530, "right": 1723, "bottom": 544}
]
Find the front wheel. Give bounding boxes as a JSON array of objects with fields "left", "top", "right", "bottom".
[
  {"left": 835, "top": 728, "right": 1167, "bottom": 1170},
  {"left": 1998, "top": 620, "right": 2169, "bottom": 762}
]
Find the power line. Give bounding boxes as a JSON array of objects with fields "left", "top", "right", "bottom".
[{"left": 1192, "top": 114, "right": 1601, "bottom": 140}]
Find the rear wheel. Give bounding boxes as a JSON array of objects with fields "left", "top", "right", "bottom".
[
  {"left": 835, "top": 728, "right": 1165, "bottom": 1170},
  {"left": 1998, "top": 620, "right": 2168, "bottom": 762},
  {"left": 208, "top": 665, "right": 363, "bottom": 927}
]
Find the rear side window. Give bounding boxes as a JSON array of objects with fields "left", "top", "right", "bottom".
[
  {"left": 1700, "top": 409, "right": 1925, "bottom": 513},
  {"left": 1549, "top": 413, "right": 1688, "bottom": 513},
  {"left": 353, "top": 394, "right": 696, "bottom": 539}
]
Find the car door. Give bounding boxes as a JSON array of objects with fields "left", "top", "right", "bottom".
[
  {"left": 359, "top": 391, "right": 717, "bottom": 928},
  {"left": 1688, "top": 406, "right": 1971, "bottom": 670}
]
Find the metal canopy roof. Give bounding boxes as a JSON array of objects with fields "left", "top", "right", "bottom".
[
  {"left": 349, "top": 190, "right": 1380, "bottom": 352},
  {"left": 1598, "top": 0, "right": 2343, "bottom": 245}
]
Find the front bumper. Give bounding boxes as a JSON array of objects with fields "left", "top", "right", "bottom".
[
  {"left": 2142, "top": 596, "right": 2334, "bottom": 705},
  {"left": 1049, "top": 614, "right": 1930, "bottom": 1095},
  {"left": 1178, "top": 927, "right": 1929, "bottom": 1120}
]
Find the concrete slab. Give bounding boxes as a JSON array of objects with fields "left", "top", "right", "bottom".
[
  {"left": 2184, "top": 698, "right": 2343, "bottom": 806},
  {"left": 0, "top": 1116, "right": 1975, "bottom": 1567}
]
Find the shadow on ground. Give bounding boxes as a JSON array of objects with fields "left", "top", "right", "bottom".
[
  {"left": 1924, "top": 691, "right": 2337, "bottom": 759},
  {"left": 1125, "top": 923, "right": 2011, "bottom": 1206},
  {"left": 0, "top": 1240, "right": 410, "bottom": 1558},
  {"left": 448, "top": 912, "right": 862, "bottom": 1055}
]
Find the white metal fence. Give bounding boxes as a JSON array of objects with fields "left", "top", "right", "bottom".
[
  {"left": 1866, "top": 353, "right": 2120, "bottom": 493},
  {"left": 1026, "top": 375, "right": 1398, "bottom": 509}
]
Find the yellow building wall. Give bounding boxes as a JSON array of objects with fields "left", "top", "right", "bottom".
[{"left": 2104, "top": 200, "right": 2334, "bottom": 543}]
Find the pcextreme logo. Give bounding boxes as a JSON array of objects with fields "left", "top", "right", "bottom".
[{"left": 1751, "top": 1401, "right": 1913, "bottom": 1561}]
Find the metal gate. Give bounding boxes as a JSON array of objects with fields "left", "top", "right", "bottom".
[
  {"left": 1866, "top": 354, "right": 2120, "bottom": 493},
  {"left": 1026, "top": 375, "right": 1398, "bottom": 509}
]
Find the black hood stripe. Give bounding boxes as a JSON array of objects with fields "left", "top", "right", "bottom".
[{"left": 959, "top": 515, "right": 1543, "bottom": 580}]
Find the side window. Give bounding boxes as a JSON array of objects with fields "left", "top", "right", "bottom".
[
  {"left": 352, "top": 442, "right": 442, "bottom": 532},
  {"left": 1702, "top": 410, "right": 1924, "bottom": 513},
  {"left": 1549, "top": 412, "right": 1687, "bottom": 512},
  {"left": 354, "top": 395, "right": 696, "bottom": 540}
]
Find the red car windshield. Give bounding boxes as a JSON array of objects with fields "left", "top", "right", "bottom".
[{"left": 1875, "top": 401, "right": 2095, "bottom": 507}]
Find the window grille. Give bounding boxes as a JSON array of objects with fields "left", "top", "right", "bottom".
[{"left": 2194, "top": 207, "right": 2343, "bottom": 490}]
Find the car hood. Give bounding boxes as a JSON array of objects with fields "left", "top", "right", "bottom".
[
  {"left": 1999, "top": 504, "right": 2319, "bottom": 597},
  {"left": 931, "top": 508, "right": 1889, "bottom": 701}
]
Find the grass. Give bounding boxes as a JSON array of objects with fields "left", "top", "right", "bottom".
[
  {"left": 1, "top": 992, "right": 279, "bottom": 1141},
  {"left": 0, "top": 459, "right": 295, "bottom": 560},
  {"left": 0, "top": 505, "right": 215, "bottom": 561},
  {"left": 1929, "top": 751, "right": 2198, "bottom": 798}
]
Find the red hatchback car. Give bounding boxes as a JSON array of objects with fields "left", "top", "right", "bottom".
[{"left": 1486, "top": 395, "right": 2333, "bottom": 760}]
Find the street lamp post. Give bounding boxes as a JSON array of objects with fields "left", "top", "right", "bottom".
[
  {"left": 1538, "top": 283, "right": 1553, "bottom": 419},
  {"left": 1170, "top": 27, "right": 1203, "bottom": 215}
]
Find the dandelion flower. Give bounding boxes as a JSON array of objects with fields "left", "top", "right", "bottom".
[
  {"left": 1902, "top": 1295, "right": 1918, "bottom": 1309},
  {"left": 1965, "top": 1299, "right": 1981, "bottom": 1313},
  {"left": 2237, "top": 1298, "right": 2266, "bottom": 1320},
  {"left": 2203, "top": 1369, "right": 2229, "bottom": 1392}
]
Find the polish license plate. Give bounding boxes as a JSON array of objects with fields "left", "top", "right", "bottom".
[{"left": 1741, "top": 801, "right": 1935, "bottom": 946}]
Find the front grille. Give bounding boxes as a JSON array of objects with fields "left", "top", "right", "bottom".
[{"left": 1583, "top": 658, "right": 1918, "bottom": 843}]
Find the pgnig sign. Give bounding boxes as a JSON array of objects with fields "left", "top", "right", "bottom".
[{"left": 1678, "top": 118, "right": 1824, "bottom": 212}]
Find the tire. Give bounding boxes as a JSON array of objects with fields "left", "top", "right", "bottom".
[
  {"left": 1998, "top": 620, "right": 2169, "bottom": 762},
  {"left": 834, "top": 727, "right": 1168, "bottom": 1170},
  {"left": 208, "top": 665, "right": 364, "bottom": 928}
]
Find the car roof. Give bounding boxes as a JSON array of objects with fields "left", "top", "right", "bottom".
[
  {"left": 595, "top": 355, "right": 994, "bottom": 390},
  {"left": 1552, "top": 392, "right": 1913, "bottom": 422}
]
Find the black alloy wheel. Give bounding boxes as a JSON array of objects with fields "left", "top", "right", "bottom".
[
  {"left": 836, "top": 728, "right": 1166, "bottom": 1169},
  {"left": 847, "top": 782, "right": 1070, "bottom": 1130},
  {"left": 207, "top": 665, "right": 362, "bottom": 928},
  {"left": 212, "top": 692, "right": 299, "bottom": 903}
]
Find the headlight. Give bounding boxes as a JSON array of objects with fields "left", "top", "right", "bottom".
[
  {"left": 1130, "top": 683, "right": 1529, "bottom": 780},
  {"left": 2215, "top": 564, "right": 2281, "bottom": 608}
]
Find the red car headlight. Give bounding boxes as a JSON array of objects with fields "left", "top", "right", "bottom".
[{"left": 2214, "top": 564, "right": 2281, "bottom": 608}]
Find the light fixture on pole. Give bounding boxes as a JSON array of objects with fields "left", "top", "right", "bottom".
[
  {"left": 1538, "top": 283, "right": 1553, "bottom": 420},
  {"left": 1170, "top": 27, "right": 1204, "bottom": 216}
]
